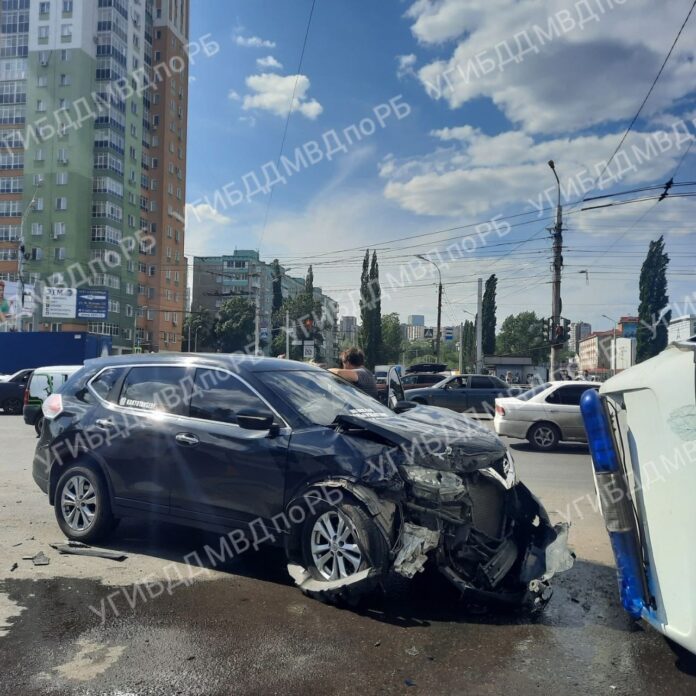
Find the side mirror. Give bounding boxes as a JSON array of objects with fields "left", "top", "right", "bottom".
[
  {"left": 393, "top": 400, "right": 418, "bottom": 414},
  {"left": 237, "top": 409, "right": 275, "bottom": 432}
]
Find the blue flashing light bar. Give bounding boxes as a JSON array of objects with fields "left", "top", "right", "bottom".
[{"left": 580, "top": 388, "right": 646, "bottom": 619}]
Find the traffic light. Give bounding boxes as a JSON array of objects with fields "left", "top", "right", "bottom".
[{"left": 562, "top": 318, "right": 571, "bottom": 343}]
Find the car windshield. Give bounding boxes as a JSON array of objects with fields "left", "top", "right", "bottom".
[
  {"left": 517, "top": 382, "right": 552, "bottom": 401},
  {"left": 258, "top": 369, "right": 394, "bottom": 426}
]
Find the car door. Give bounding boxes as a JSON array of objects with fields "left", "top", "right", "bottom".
[
  {"left": 467, "top": 375, "right": 501, "bottom": 413},
  {"left": 433, "top": 376, "right": 469, "bottom": 411},
  {"left": 86, "top": 364, "right": 190, "bottom": 514},
  {"left": 544, "top": 384, "right": 598, "bottom": 439},
  {"left": 169, "top": 367, "right": 290, "bottom": 526}
]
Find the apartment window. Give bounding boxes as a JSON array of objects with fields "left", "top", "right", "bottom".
[
  {"left": 57, "top": 148, "right": 68, "bottom": 163},
  {"left": 127, "top": 214, "right": 135, "bottom": 228},
  {"left": 38, "top": 26, "right": 49, "bottom": 40},
  {"left": 56, "top": 171, "right": 68, "bottom": 185},
  {"left": 126, "top": 283, "right": 134, "bottom": 295},
  {"left": 108, "top": 300, "right": 120, "bottom": 314},
  {"left": 62, "top": 0, "right": 73, "bottom": 13},
  {"left": 125, "top": 304, "right": 133, "bottom": 317},
  {"left": 34, "top": 197, "right": 44, "bottom": 211},
  {"left": 30, "top": 223, "right": 43, "bottom": 236},
  {"left": 59, "top": 73, "right": 70, "bottom": 86},
  {"left": 53, "top": 222, "right": 65, "bottom": 237},
  {"left": 60, "top": 49, "right": 70, "bottom": 62},
  {"left": 55, "top": 196, "right": 67, "bottom": 211},
  {"left": 61, "top": 24, "right": 72, "bottom": 39},
  {"left": 31, "top": 248, "right": 43, "bottom": 261},
  {"left": 36, "top": 99, "right": 46, "bottom": 112},
  {"left": 37, "top": 75, "right": 48, "bottom": 87},
  {"left": 39, "top": 2, "right": 50, "bottom": 15},
  {"left": 0, "top": 177, "right": 21, "bottom": 193},
  {"left": 54, "top": 247, "right": 66, "bottom": 261}
]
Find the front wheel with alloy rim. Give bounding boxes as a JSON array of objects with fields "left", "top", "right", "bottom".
[
  {"left": 299, "top": 499, "right": 389, "bottom": 604},
  {"left": 528, "top": 422, "right": 560, "bottom": 451},
  {"left": 54, "top": 464, "right": 115, "bottom": 543}
]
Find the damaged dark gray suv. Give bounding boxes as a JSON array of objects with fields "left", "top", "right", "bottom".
[{"left": 32, "top": 354, "right": 573, "bottom": 607}]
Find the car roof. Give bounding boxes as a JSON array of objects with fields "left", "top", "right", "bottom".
[
  {"left": 32, "top": 365, "right": 82, "bottom": 373},
  {"left": 84, "top": 353, "right": 323, "bottom": 374},
  {"left": 547, "top": 380, "right": 597, "bottom": 387}
]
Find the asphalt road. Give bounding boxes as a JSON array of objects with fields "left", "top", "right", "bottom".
[{"left": 1, "top": 413, "right": 694, "bottom": 695}]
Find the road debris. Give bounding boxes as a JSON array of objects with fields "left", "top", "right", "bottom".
[
  {"left": 20, "top": 552, "right": 50, "bottom": 566},
  {"left": 49, "top": 544, "right": 127, "bottom": 562}
]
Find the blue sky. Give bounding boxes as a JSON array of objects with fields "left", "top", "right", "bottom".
[{"left": 185, "top": 0, "right": 696, "bottom": 331}]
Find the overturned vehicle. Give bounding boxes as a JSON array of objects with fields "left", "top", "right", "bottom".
[{"left": 32, "top": 355, "right": 573, "bottom": 608}]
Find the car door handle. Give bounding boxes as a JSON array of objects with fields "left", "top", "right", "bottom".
[
  {"left": 95, "top": 418, "right": 115, "bottom": 429},
  {"left": 175, "top": 432, "right": 199, "bottom": 446}
]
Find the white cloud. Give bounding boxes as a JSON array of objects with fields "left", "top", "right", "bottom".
[
  {"left": 184, "top": 204, "right": 234, "bottom": 258},
  {"left": 396, "top": 53, "right": 417, "bottom": 79},
  {"left": 235, "top": 34, "right": 276, "bottom": 49},
  {"left": 406, "top": 0, "right": 696, "bottom": 133},
  {"left": 256, "top": 55, "right": 283, "bottom": 70},
  {"left": 227, "top": 89, "right": 240, "bottom": 101},
  {"left": 238, "top": 115, "right": 256, "bottom": 127},
  {"left": 380, "top": 126, "right": 688, "bottom": 217},
  {"left": 242, "top": 73, "right": 323, "bottom": 120}
]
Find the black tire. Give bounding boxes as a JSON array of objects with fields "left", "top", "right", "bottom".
[
  {"left": 528, "top": 422, "right": 560, "bottom": 451},
  {"left": 34, "top": 416, "right": 44, "bottom": 436},
  {"left": 2, "top": 397, "right": 22, "bottom": 415},
  {"left": 666, "top": 637, "right": 696, "bottom": 674},
  {"left": 54, "top": 463, "right": 115, "bottom": 543},
  {"left": 298, "top": 499, "right": 390, "bottom": 604}
]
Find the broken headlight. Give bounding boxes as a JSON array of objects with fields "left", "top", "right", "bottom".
[
  {"left": 400, "top": 467, "right": 465, "bottom": 502},
  {"left": 481, "top": 450, "right": 517, "bottom": 489}
]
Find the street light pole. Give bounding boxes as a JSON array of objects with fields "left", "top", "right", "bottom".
[
  {"left": 602, "top": 314, "right": 617, "bottom": 376},
  {"left": 16, "top": 189, "right": 39, "bottom": 332},
  {"left": 548, "top": 160, "right": 563, "bottom": 379},
  {"left": 194, "top": 325, "right": 202, "bottom": 353},
  {"left": 416, "top": 254, "right": 442, "bottom": 361}
]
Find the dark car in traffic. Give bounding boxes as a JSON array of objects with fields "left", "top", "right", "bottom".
[
  {"left": 406, "top": 374, "right": 524, "bottom": 415},
  {"left": 0, "top": 368, "right": 33, "bottom": 414},
  {"left": 32, "top": 354, "right": 571, "bottom": 605},
  {"left": 401, "top": 372, "right": 447, "bottom": 390}
]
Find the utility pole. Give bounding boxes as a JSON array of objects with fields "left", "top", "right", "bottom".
[
  {"left": 458, "top": 321, "right": 464, "bottom": 374},
  {"left": 187, "top": 322, "right": 192, "bottom": 353},
  {"left": 254, "top": 293, "right": 260, "bottom": 356},
  {"left": 602, "top": 314, "right": 617, "bottom": 376},
  {"left": 476, "top": 277, "right": 483, "bottom": 373},
  {"left": 548, "top": 160, "right": 563, "bottom": 379},
  {"left": 415, "top": 254, "right": 442, "bottom": 361},
  {"left": 16, "top": 189, "right": 39, "bottom": 332},
  {"left": 285, "top": 310, "right": 290, "bottom": 358}
]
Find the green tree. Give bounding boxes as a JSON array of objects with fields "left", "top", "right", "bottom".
[
  {"left": 182, "top": 308, "right": 214, "bottom": 352},
  {"left": 271, "top": 258, "right": 283, "bottom": 314},
  {"left": 462, "top": 319, "right": 476, "bottom": 370},
  {"left": 359, "top": 250, "right": 382, "bottom": 368},
  {"left": 381, "top": 312, "right": 402, "bottom": 363},
  {"left": 637, "top": 235, "right": 670, "bottom": 362},
  {"left": 214, "top": 297, "right": 255, "bottom": 353},
  {"left": 305, "top": 265, "right": 314, "bottom": 296},
  {"left": 496, "top": 311, "right": 549, "bottom": 364},
  {"left": 482, "top": 274, "right": 497, "bottom": 356}
]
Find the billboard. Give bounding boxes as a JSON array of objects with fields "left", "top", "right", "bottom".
[
  {"left": 0, "top": 280, "right": 34, "bottom": 326},
  {"left": 42, "top": 288, "right": 109, "bottom": 320},
  {"left": 76, "top": 290, "right": 108, "bottom": 320},
  {"left": 43, "top": 287, "right": 77, "bottom": 319}
]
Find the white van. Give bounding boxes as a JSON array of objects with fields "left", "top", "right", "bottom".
[{"left": 23, "top": 365, "right": 81, "bottom": 435}]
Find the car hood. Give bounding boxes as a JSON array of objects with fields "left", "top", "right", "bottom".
[{"left": 336, "top": 405, "right": 507, "bottom": 474}]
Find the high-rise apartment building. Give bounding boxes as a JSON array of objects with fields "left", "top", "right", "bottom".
[{"left": 0, "top": 0, "right": 188, "bottom": 353}]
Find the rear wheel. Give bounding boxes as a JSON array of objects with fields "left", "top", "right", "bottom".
[
  {"left": 528, "top": 422, "right": 560, "bottom": 451},
  {"left": 54, "top": 464, "right": 115, "bottom": 543},
  {"left": 2, "top": 397, "right": 22, "bottom": 415}
]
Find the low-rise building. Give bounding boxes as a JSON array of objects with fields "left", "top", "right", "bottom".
[
  {"left": 569, "top": 321, "right": 591, "bottom": 354},
  {"left": 579, "top": 331, "right": 613, "bottom": 375},
  {"left": 668, "top": 315, "right": 696, "bottom": 343}
]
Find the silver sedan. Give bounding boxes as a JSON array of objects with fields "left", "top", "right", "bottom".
[{"left": 494, "top": 381, "right": 599, "bottom": 451}]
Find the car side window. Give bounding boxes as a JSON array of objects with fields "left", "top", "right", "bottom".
[
  {"left": 470, "top": 376, "right": 493, "bottom": 389},
  {"left": 87, "top": 367, "right": 125, "bottom": 403},
  {"left": 189, "top": 368, "right": 268, "bottom": 425},
  {"left": 118, "top": 366, "right": 188, "bottom": 414},
  {"left": 445, "top": 377, "right": 463, "bottom": 390},
  {"left": 545, "top": 389, "right": 560, "bottom": 404}
]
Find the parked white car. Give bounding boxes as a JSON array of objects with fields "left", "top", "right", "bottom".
[{"left": 494, "top": 381, "right": 599, "bottom": 451}]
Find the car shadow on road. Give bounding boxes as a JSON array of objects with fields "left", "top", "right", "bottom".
[
  {"left": 95, "top": 521, "right": 634, "bottom": 633},
  {"left": 509, "top": 441, "right": 590, "bottom": 456}
]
